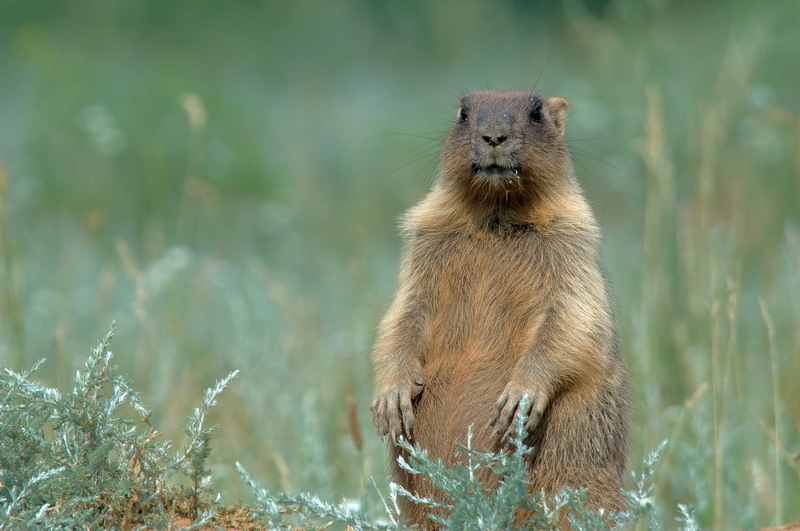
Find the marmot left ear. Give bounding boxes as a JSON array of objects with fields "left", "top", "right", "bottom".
[{"left": 547, "top": 97, "right": 569, "bottom": 135}]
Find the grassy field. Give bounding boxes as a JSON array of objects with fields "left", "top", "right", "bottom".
[{"left": 1, "top": 0, "right": 799, "bottom": 528}]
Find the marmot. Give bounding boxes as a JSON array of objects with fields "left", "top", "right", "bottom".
[{"left": 371, "top": 90, "right": 630, "bottom": 527}]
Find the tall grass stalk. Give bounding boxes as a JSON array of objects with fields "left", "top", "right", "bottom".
[{"left": 759, "top": 299, "right": 782, "bottom": 525}]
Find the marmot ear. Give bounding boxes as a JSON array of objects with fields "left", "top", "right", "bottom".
[{"left": 547, "top": 97, "right": 569, "bottom": 135}]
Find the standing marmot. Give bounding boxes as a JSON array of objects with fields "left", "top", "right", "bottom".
[{"left": 371, "top": 90, "right": 630, "bottom": 526}]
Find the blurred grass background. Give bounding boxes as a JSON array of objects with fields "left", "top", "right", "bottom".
[{"left": 1, "top": 0, "right": 798, "bottom": 527}]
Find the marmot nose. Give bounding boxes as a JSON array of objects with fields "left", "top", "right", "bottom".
[{"left": 481, "top": 134, "right": 508, "bottom": 147}]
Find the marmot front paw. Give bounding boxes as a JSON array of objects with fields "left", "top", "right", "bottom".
[
  {"left": 371, "top": 376, "right": 424, "bottom": 444},
  {"left": 488, "top": 382, "right": 549, "bottom": 449}
]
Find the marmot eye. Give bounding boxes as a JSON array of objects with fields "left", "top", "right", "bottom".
[
  {"left": 457, "top": 107, "right": 468, "bottom": 122},
  {"left": 531, "top": 105, "right": 543, "bottom": 122}
]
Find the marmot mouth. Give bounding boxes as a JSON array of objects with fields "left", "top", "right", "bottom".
[{"left": 471, "top": 162, "right": 521, "bottom": 178}]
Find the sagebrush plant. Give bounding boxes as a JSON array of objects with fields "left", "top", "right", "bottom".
[
  {"left": 0, "top": 323, "right": 237, "bottom": 529},
  {"left": 239, "top": 396, "right": 696, "bottom": 530},
  {"left": 1, "top": 324, "right": 699, "bottom": 529}
]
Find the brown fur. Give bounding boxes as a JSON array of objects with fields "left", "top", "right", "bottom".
[{"left": 371, "top": 90, "right": 629, "bottom": 528}]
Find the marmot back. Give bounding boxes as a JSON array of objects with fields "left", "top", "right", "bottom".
[{"left": 371, "top": 90, "right": 629, "bottom": 528}]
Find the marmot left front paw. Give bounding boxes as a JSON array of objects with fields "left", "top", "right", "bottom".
[{"left": 488, "top": 382, "right": 549, "bottom": 448}]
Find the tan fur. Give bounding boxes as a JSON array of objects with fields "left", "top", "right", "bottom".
[{"left": 371, "top": 91, "right": 630, "bottom": 528}]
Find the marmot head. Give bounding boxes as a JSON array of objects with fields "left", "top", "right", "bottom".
[{"left": 440, "top": 90, "right": 572, "bottom": 205}]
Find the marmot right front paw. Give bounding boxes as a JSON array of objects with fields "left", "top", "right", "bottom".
[{"left": 370, "top": 377, "right": 424, "bottom": 444}]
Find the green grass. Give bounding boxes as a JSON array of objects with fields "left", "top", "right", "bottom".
[{"left": 1, "top": 0, "right": 799, "bottom": 528}]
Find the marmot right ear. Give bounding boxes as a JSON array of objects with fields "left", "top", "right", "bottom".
[{"left": 547, "top": 97, "right": 569, "bottom": 135}]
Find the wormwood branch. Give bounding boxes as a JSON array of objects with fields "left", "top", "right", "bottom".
[
  {"left": 0, "top": 467, "right": 66, "bottom": 530},
  {"left": 387, "top": 401, "right": 682, "bottom": 530},
  {"left": 237, "top": 462, "right": 403, "bottom": 530},
  {"left": 0, "top": 324, "right": 237, "bottom": 528},
  {"left": 676, "top": 504, "right": 700, "bottom": 531},
  {"left": 616, "top": 439, "right": 669, "bottom": 530},
  {"left": 2, "top": 324, "right": 691, "bottom": 529},
  {"left": 173, "top": 370, "right": 240, "bottom": 519},
  {"left": 392, "top": 395, "right": 554, "bottom": 529},
  {"left": 237, "top": 395, "right": 683, "bottom": 530}
]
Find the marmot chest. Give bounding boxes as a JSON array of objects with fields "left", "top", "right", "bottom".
[{"left": 420, "top": 230, "right": 546, "bottom": 364}]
